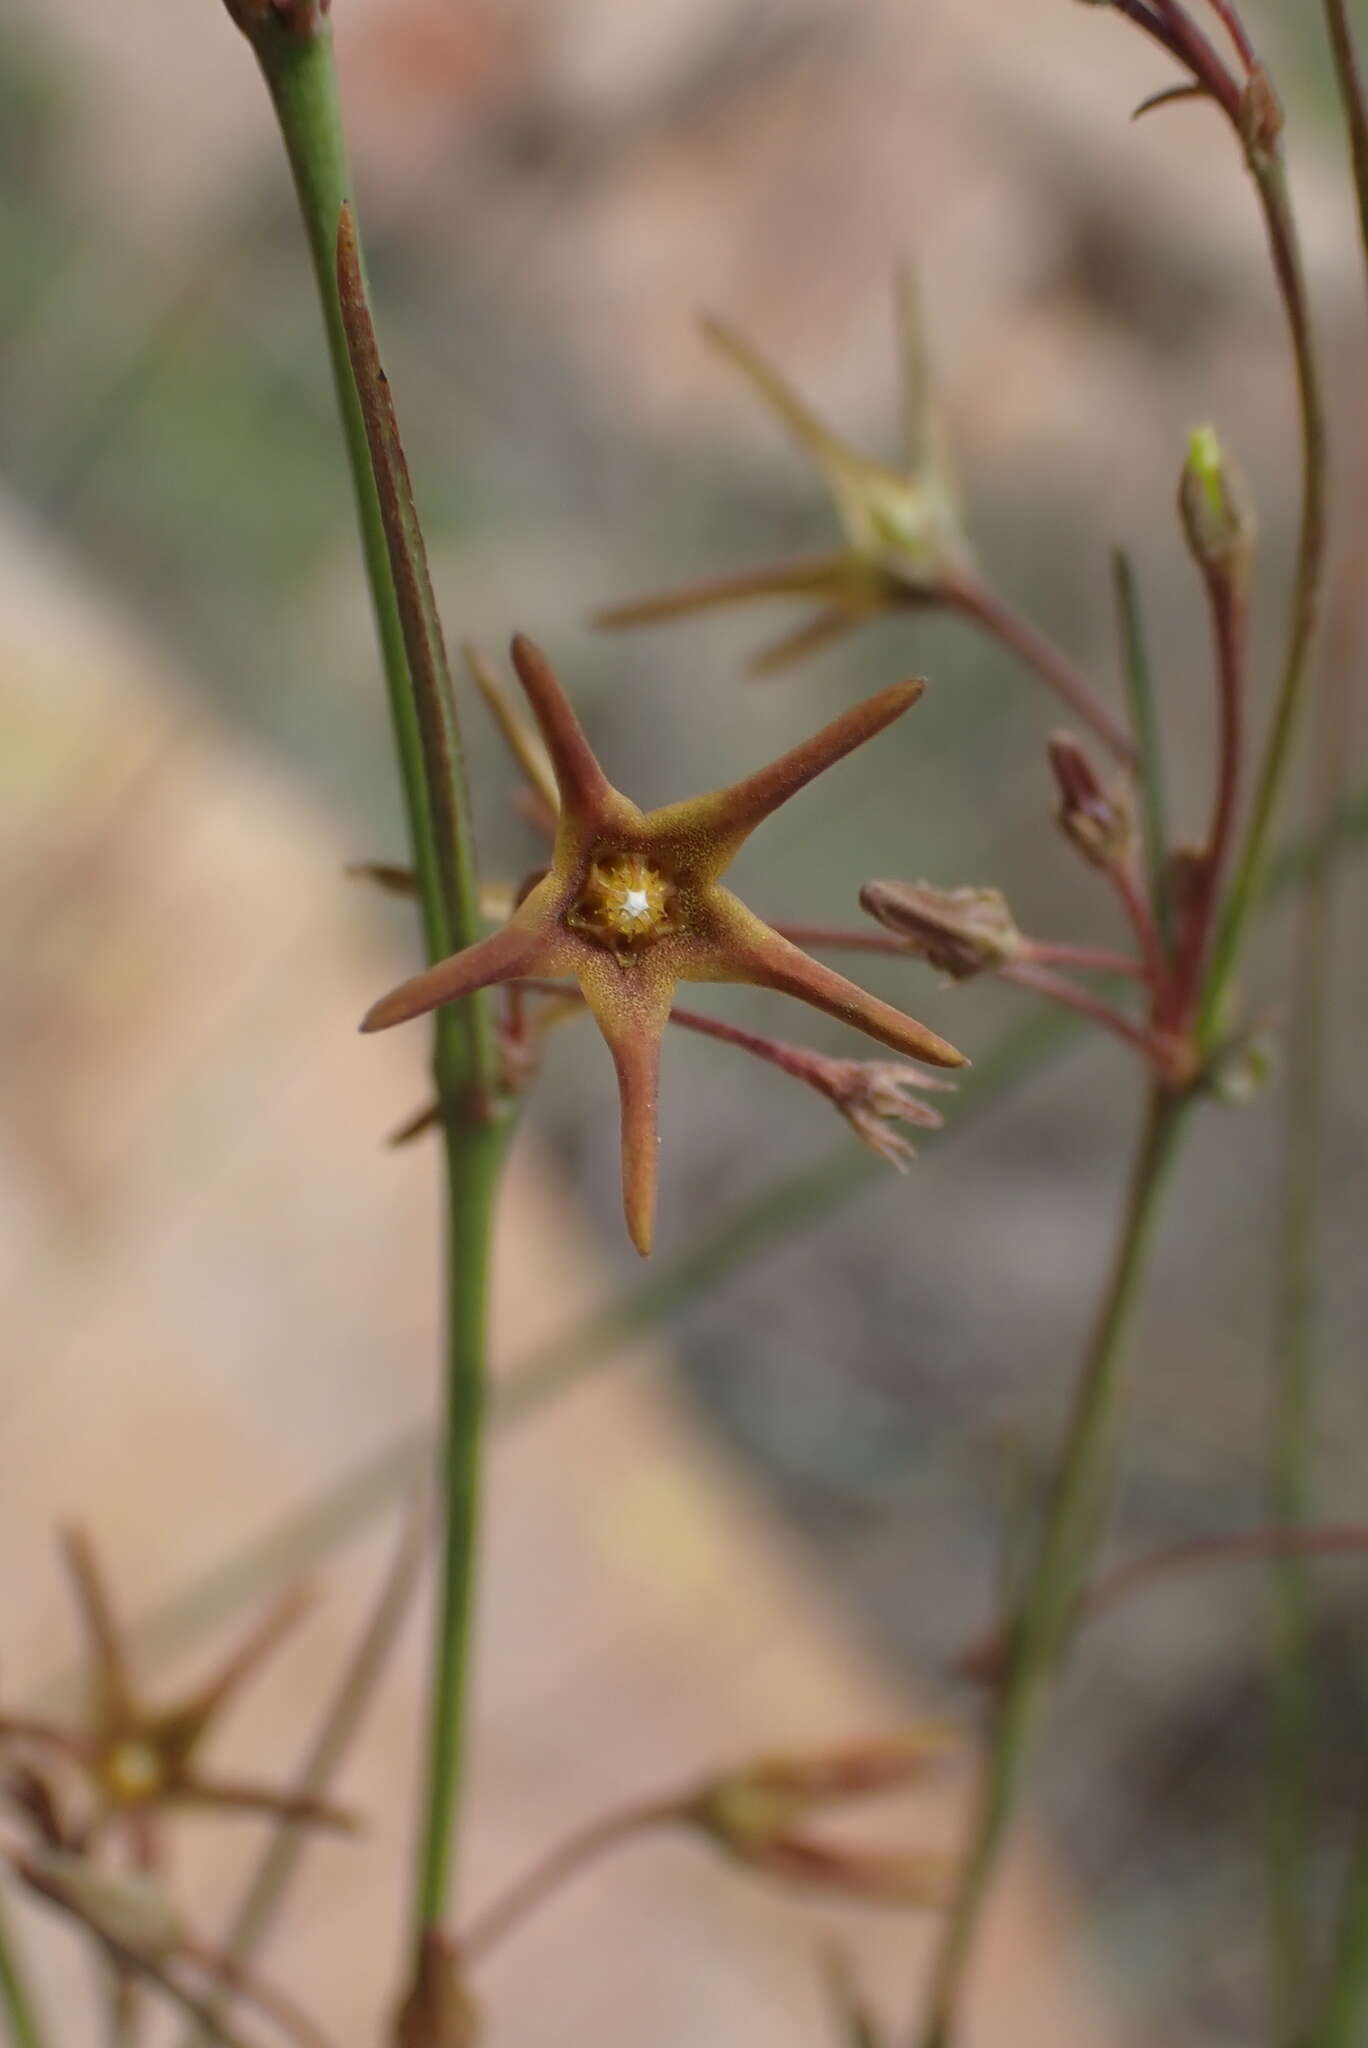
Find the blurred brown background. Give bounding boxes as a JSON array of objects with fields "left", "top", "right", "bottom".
[{"left": 1, "top": 1, "right": 1365, "bottom": 2042}]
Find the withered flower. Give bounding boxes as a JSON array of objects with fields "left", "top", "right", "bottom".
[
  {"left": 0, "top": 1528, "right": 352, "bottom": 1838},
  {"left": 764, "top": 1044, "right": 950, "bottom": 1171},
  {"left": 686, "top": 1730, "right": 957, "bottom": 1908},
  {"left": 362, "top": 637, "right": 966, "bottom": 1254},
  {"left": 860, "top": 880, "right": 1024, "bottom": 981},
  {"left": 595, "top": 278, "right": 971, "bottom": 675}
]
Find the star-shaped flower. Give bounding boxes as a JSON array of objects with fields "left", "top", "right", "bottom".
[
  {"left": 0, "top": 1530, "right": 352, "bottom": 1840},
  {"left": 362, "top": 637, "right": 966, "bottom": 1254}
]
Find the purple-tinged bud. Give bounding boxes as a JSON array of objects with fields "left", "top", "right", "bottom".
[
  {"left": 1047, "top": 732, "right": 1134, "bottom": 869},
  {"left": 860, "top": 880, "right": 1022, "bottom": 980}
]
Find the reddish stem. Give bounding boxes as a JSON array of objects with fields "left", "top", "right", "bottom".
[
  {"left": 1109, "top": 860, "right": 1169, "bottom": 996},
  {"left": 1165, "top": 566, "right": 1248, "bottom": 1029},
  {"left": 940, "top": 572, "right": 1137, "bottom": 766},
  {"left": 959, "top": 1522, "right": 1368, "bottom": 1684},
  {"left": 1205, "top": 0, "right": 1258, "bottom": 71},
  {"left": 460, "top": 1796, "right": 683, "bottom": 1964},
  {"left": 1144, "top": 0, "right": 1246, "bottom": 120},
  {"left": 1020, "top": 939, "right": 1144, "bottom": 980},
  {"left": 999, "top": 961, "right": 1159, "bottom": 1064},
  {"left": 782, "top": 922, "right": 1144, "bottom": 981}
]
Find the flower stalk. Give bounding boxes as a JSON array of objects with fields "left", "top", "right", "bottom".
[
  {"left": 218, "top": 0, "right": 510, "bottom": 2001},
  {"left": 915, "top": 1085, "right": 1188, "bottom": 2047}
]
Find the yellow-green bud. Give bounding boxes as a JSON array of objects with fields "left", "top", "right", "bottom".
[{"left": 1180, "top": 425, "right": 1254, "bottom": 584}]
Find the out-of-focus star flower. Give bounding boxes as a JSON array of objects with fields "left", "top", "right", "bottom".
[
  {"left": 361, "top": 636, "right": 966, "bottom": 1253},
  {"left": 594, "top": 277, "right": 971, "bottom": 676},
  {"left": 687, "top": 1730, "right": 957, "bottom": 1906},
  {"left": 0, "top": 1529, "right": 353, "bottom": 1839}
]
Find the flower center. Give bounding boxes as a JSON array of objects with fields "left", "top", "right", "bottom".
[
  {"left": 572, "top": 853, "right": 675, "bottom": 949},
  {"left": 103, "top": 1738, "right": 166, "bottom": 1805}
]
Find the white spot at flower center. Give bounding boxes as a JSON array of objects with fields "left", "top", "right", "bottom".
[{"left": 573, "top": 854, "right": 676, "bottom": 947}]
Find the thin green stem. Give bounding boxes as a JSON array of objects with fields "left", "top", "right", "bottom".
[
  {"left": 241, "top": 14, "right": 445, "bottom": 965},
  {"left": 1267, "top": 584, "right": 1357, "bottom": 2042},
  {"left": 415, "top": 1120, "right": 505, "bottom": 1943},
  {"left": 1111, "top": 547, "right": 1173, "bottom": 954},
  {"left": 224, "top": 0, "right": 507, "bottom": 1985},
  {"left": 914, "top": 1086, "right": 1189, "bottom": 2048},
  {"left": 1324, "top": 0, "right": 1368, "bottom": 297},
  {"left": 1267, "top": 965, "right": 1321, "bottom": 2041},
  {"left": 0, "top": 1894, "right": 46, "bottom": 2048},
  {"left": 1198, "top": 149, "right": 1328, "bottom": 1044},
  {"left": 1315, "top": 1795, "right": 1368, "bottom": 2047}
]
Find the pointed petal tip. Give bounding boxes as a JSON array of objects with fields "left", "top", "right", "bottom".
[
  {"left": 628, "top": 1212, "right": 655, "bottom": 1258},
  {"left": 873, "top": 678, "right": 925, "bottom": 720}
]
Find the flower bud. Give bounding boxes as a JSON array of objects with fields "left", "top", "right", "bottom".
[
  {"left": 1047, "top": 733, "right": 1134, "bottom": 869},
  {"left": 1179, "top": 426, "right": 1254, "bottom": 585},
  {"left": 394, "top": 1932, "right": 479, "bottom": 2048},
  {"left": 860, "top": 880, "right": 1023, "bottom": 980}
]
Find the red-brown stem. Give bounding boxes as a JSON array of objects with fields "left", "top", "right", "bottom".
[
  {"left": 1109, "top": 860, "right": 1169, "bottom": 995},
  {"left": 1165, "top": 567, "right": 1248, "bottom": 1031},
  {"left": 939, "top": 571, "right": 1137, "bottom": 766},
  {"left": 999, "top": 961, "right": 1159, "bottom": 1064},
  {"left": 517, "top": 981, "right": 849, "bottom": 1090},
  {"left": 959, "top": 1523, "right": 1368, "bottom": 1683},
  {"left": 1205, "top": 0, "right": 1257, "bottom": 71},
  {"left": 778, "top": 922, "right": 1143, "bottom": 979},
  {"left": 459, "top": 1796, "right": 683, "bottom": 1965},
  {"left": 1144, "top": 1, "right": 1245, "bottom": 121},
  {"left": 1021, "top": 939, "right": 1144, "bottom": 980}
]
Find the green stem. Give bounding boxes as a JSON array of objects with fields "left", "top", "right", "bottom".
[
  {"left": 1198, "top": 149, "right": 1328, "bottom": 1044},
  {"left": 416, "top": 1121, "right": 504, "bottom": 1940},
  {"left": 1315, "top": 1795, "right": 1368, "bottom": 2047},
  {"left": 1267, "top": 900, "right": 1324, "bottom": 2040},
  {"left": 915, "top": 1086, "right": 1189, "bottom": 2048},
  {"left": 243, "top": 15, "right": 446, "bottom": 965},
  {"left": 1111, "top": 547, "right": 1173, "bottom": 954},
  {"left": 225, "top": 0, "right": 505, "bottom": 1977},
  {"left": 0, "top": 1895, "right": 45, "bottom": 2048},
  {"left": 1324, "top": 0, "right": 1368, "bottom": 298}
]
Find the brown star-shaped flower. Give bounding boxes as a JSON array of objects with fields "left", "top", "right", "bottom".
[
  {"left": 362, "top": 637, "right": 966, "bottom": 1254},
  {"left": 0, "top": 1529, "right": 351, "bottom": 1839}
]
